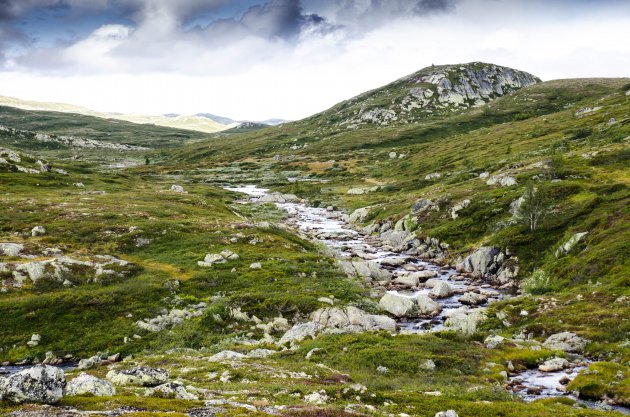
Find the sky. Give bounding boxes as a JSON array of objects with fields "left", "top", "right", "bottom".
[{"left": 0, "top": 0, "right": 628, "bottom": 121}]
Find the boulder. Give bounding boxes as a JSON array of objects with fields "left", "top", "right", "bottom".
[
  {"left": 145, "top": 381, "right": 198, "bottom": 400},
  {"left": 349, "top": 207, "right": 371, "bottom": 223},
  {"left": 311, "top": 306, "right": 396, "bottom": 333},
  {"left": 0, "top": 243, "right": 24, "bottom": 257},
  {"left": 539, "top": 357, "right": 569, "bottom": 372},
  {"left": 340, "top": 260, "right": 392, "bottom": 281},
  {"left": 248, "top": 349, "right": 276, "bottom": 358},
  {"left": 0, "top": 365, "right": 65, "bottom": 404},
  {"left": 393, "top": 274, "right": 420, "bottom": 287},
  {"left": 435, "top": 411, "right": 458, "bottom": 417},
  {"left": 484, "top": 335, "right": 505, "bottom": 349},
  {"left": 412, "top": 198, "right": 435, "bottom": 214},
  {"left": 487, "top": 174, "right": 517, "bottom": 187},
  {"left": 106, "top": 367, "right": 169, "bottom": 387},
  {"left": 415, "top": 295, "right": 441, "bottom": 317},
  {"left": 429, "top": 281, "right": 453, "bottom": 298},
  {"left": 170, "top": 185, "right": 186, "bottom": 193},
  {"left": 31, "top": 226, "right": 46, "bottom": 237},
  {"left": 279, "top": 322, "right": 323, "bottom": 345},
  {"left": 451, "top": 199, "right": 471, "bottom": 219},
  {"left": 459, "top": 292, "right": 488, "bottom": 306},
  {"left": 444, "top": 307, "right": 487, "bottom": 335},
  {"left": 65, "top": 373, "right": 116, "bottom": 397},
  {"left": 379, "top": 293, "right": 417, "bottom": 318},
  {"left": 542, "top": 332, "right": 587, "bottom": 353},
  {"left": 77, "top": 355, "right": 102, "bottom": 370}
]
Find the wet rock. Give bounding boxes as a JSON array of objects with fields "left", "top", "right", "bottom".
[
  {"left": 539, "top": 357, "right": 569, "bottom": 372},
  {"left": 543, "top": 332, "right": 587, "bottom": 353},
  {"left": 0, "top": 365, "right": 65, "bottom": 404},
  {"left": 460, "top": 291, "right": 488, "bottom": 306},
  {"left": 65, "top": 373, "right": 116, "bottom": 397},
  {"left": 106, "top": 367, "right": 169, "bottom": 387},
  {"left": 339, "top": 259, "right": 392, "bottom": 281},
  {"left": 429, "top": 281, "right": 453, "bottom": 298},
  {"left": 393, "top": 274, "right": 420, "bottom": 287},
  {"left": 379, "top": 293, "right": 417, "bottom": 317},
  {"left": 415, "top": 295, "right": 441, "bottom": 317}
]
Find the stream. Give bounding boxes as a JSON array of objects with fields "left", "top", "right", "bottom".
[{"left": 226, "top": 184, "right": 628, "bottom": 414}]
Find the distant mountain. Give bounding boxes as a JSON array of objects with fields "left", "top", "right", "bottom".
[
  {"left": 195, "top": 113, "right": 238, "bottom": 125},
  {"left": 196, "top": 113, "right": 289, "bottom": 127},
  {"left": 0, "top": 96, "right": 228, "bottom": 134}
]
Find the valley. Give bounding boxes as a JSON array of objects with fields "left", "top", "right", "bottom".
[{"left": 0, "top": 63, "right": 628, "bottom": 417}]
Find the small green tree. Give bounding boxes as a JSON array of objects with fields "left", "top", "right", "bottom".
[
  {"left": 517, "top": 182, "right": 552, "bottom": 232},
  {"left": 145, "top": 156, "right": 150, "bottom": 165}
]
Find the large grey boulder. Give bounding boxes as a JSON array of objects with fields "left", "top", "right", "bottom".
[
  {"left": 31, "top": 226, "right": 47, "bottom": 237},
  {"left": 278, "top": 322, "right": 323, "bottom": 345},
  {"left": 0, "top": 243, "right": 24, "bottom": 257},
  {"left": 379, "top": 293, "right": 417, "bottom": 318},
  {"left": 444, "top": 307, "right": 487, "bottom": 335},
  {"left": 415, "top": 294, "right": 441, "bottom": 317},
  {"left": 0, "top": 365, "right": 65, "bottom": 404},
  {"left": 538, "top": 357, "right": 569, "bottom": 372},
  {"left": 429, "top": 281, "right": 453, "bottom": 299},
  {"left": 65, "top": 373, "right": 116, "bottom": 397},
  {"left": 310, "top": 306, "right": 396, "bottom": 333},
  {"left": 543, "top": 332, "right": 587, "bottom": 353},
  {"left": 349, "top": 207, "right": 371, "bottom": 223},
  {"left": 460, "top": 292, "right": 488, "bottom": 306},
  {"left": 339, "top": 259, "right": 392, "bottom": 281},
  {"left": 106, "top": 367, "right": 169, "bottom": 387}
]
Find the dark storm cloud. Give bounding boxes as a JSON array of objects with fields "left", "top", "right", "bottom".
[{"left": 413, "top": 0, "right": 457, "bottom": 15}]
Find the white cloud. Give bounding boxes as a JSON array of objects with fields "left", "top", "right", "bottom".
[{"left": 1, "top": 0, "right": 629, "bottom": 120}]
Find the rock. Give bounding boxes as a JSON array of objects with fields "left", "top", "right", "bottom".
[
  {"left": 389, "top": 152, "right": 398, "bottom": 159},
  {"left": 425, "top": 172, "right": 442, "bottom": 180},
  {"left": 77, "top": 355, "right": 102, "bottom": 370},
  {"left": 555, "top": 232, "right": 588, "bottom": 257},
  {"left": 420, "top": 359, "right": 436, "bottom": 371},
  {"left": 248, "top": 349, "right": 276, "bottom": 358},
  {"left": 460, "top": 291, "right": 488, "bottom": 306},
  {"left": 250, "top": 262, "right": 262, "bottom": 269},
  {"left": 304, "top": 391, "right": 329, "bottom": 404},
  {"left": 487, "top": 174, "right": 517, "bottom": 187},
  {"left": 539, "top": 357, "right": 569, "bottom": 372},
  {"left": 65, "top": 373, "right": 116, "bottom": 397},
  {"left": 484, "top": 335, "right": 505, "bottom": 349},
  {"left": 379, "top": 293, "right": 417, "bottom": 318},
  {"left": 376, "top": 365, "right": 388, "bottom": 374},
  {"left": 278, "top": 322, "right": 323, "bottom": 345},
  {"left": 479, "top": 172, "right": 490, "bottom": 179},
  {"left": 145, "top": 381, "right": 198, "bottom": 400},
  {"left": 208, "top": 350, "right": 247, "bottom": 362},
  {"left": 444, "top": 307, "right": 487, "bottom": 335},
  {"left": 451, "top": 199, "right": 471, "bottom": 219},
  {"left": 415, "top": 295, "right": 441, "bottom": 317},
  {"left": 31, "top": 226, "right": 46, "bottom": 237},
  {"left": 0, "top": 243, "right": 24, "bottom": 257},
  {"left": 170, "top": 185, "right": 186, "bottom": 193},
  {"left": 340, "top": 259, "right": 392, "bottom": 281},
  {"left": 317, "top": 296, "right": 334, "bottom": 305},
  {"left": 393, "top": 274, "right": 420, "bottom": 287},
  {"left": 0, "top": 365, "right": 65, "bottom": 404},
  {"left": 311, "top": 306, "right": 397, "bottom": 333},
  {"left": 435, "top": 411, "right": 458, "bottom": 417},
  {"left": 219, "top": 249, "right": 239, "bottom": 260},
  {"left": 543, "top": 332, "right": 587, "bottom": 353},
  {"left": 27, "top": 334, "right": 41, "bottom": 347},
  {"left": 106, "top": 367, "right": 169, "bottom": 387},
  {"left": 457, "top": 246, "right": 505, "bottom": 279},
  {"left": 429, "top": 281, "right": 453, "bottom": 298},
  {"left": 349, "top": 207, "right": 371, "bottom": 223},
  {"left": 411, "top": 198, "right": 436, "bottom": 214}
]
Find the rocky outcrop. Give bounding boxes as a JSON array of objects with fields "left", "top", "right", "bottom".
[
  {"left": 0, "top": 243, "right": 24, "bottom": 257},
  {"left": 542, "top": 332, "right": 587, "bottom": 353},
  {"left": 135, "top": 303, "right": 207, "bottom": 332},
  {"left": 198, "top": 249, "right": 239, "bottom": 267},
  {"left": 456, "top": 246, "right": 519, "bottom": 286},
  {"left": 555, "top": 232, "right": 588, "bottom": 257},
  {"left": 106, "top": 367, "right": 169, "bottom": 387},
  {"left": 145, "top": 381, "right": 198, "bottom": 400},
  {"left": 349, "top": 207, "right": 371, "bottom": 223},
  {"left": 65, "top": 373, "right": 116, "bottom": 397},
  {"left": 0, "top": 365, "right": 65, "bottom": 404},
  {"left": 279, "top": 306, "right": 396, "bottom": 345},
  {"left": 339, "top": 259, "right": 392, "bottom": 281}
]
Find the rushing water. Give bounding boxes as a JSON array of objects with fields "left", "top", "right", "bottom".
[{"left": 226, "top": 184, "right": 629, "bottom": 414}]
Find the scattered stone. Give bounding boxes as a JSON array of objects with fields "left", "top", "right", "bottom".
[
  {"left": 451, "top": 199, "right": 471, "bottom": 219},
  {"left": 65, "top": 373, "right": 116, "bottom": 397},
  {"left": 444, "top": 307, "right": 487, "bottom": 335},
  {"left": 379, "top": 293, "right": 417, "bottom": 318},
  {"left": 484, "top": 335, "right": 505, "bottom": 349},
  {"left": 170, "top": 185, "right": 187, "bottom": 193},
  {"left": 77, "top": 355, "right": 102, "bottom": 370},
  {"left": 429, "top": 281, "right": 453, "bottom": 298},
  {"left": 208, "top": 350, "right": 247, "bottom": 362},
  {"left": 0, "top": 243, "right": 25, "bottom": 257},
  {"left": 425, "top": 172, "right": 442, "bottom": 180},
  {"left": 304, "top": 390, "right": 329, "bottom": 404},
  {"left": 349, "top": 207, "right": 371, "bottom": 223},
  {"left": 250, "top": 262, "right": 262, "bottom": 269},
  {"left": 435, "top": 411, "right": 458, "bottom": 417},
  {"left": 460, "top": 291, "right": 488, "bottom": 306},
  {"left": 487, "top": 174, "right": 517, "bottom": 187}
]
